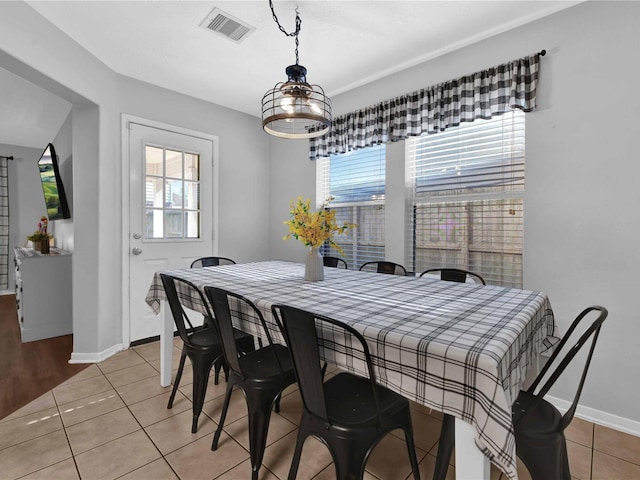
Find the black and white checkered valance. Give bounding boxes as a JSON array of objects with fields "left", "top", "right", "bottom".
[{"left": 309, "top": 52, "right": 542, "bottom": 160}]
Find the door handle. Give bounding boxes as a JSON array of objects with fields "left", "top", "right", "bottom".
[
  {"left": 132, "top": 232, "right": 142, "bottom": 239},
  {"left": 132, "top": 247, "right": 143, "bottom": 255}
]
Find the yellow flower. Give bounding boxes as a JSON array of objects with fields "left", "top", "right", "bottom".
[{"left": 283, "top": 197, "right": 356, "bottom": 254}]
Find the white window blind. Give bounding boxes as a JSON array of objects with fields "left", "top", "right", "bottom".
[
  {"left": 316, "top": 145, "right": 386, "bottom": 269},
  {"left": 407, "top": 111, "right": 525, "bottom": 287}
]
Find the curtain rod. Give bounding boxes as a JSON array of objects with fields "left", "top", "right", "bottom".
[
  {"left": 0, "top": 155, "right": 13, "bottom": 160},
  {"left": 539, "top": 49, "right": 546, "bottom": 56}
]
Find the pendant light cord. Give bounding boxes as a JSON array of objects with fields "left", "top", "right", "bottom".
[{"left": 269, "top": 0, "right": 301, "bottom": 65}]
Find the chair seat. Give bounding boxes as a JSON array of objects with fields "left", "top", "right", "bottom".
[
  {"left": 238, "top": 344, "right": 294, "bottom": 379},
  {"left": 325, "top": 372, "right": 409, "bottom": 427},
  {"left": 188, "top": 326, "right": 222, "bottom": 347},
  {"left": 513, "top": 390, "right": 563, "bottom": 436}
]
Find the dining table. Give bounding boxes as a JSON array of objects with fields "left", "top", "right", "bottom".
[{"left": 145, "top": 260, "right": 556, "bottom": 480}]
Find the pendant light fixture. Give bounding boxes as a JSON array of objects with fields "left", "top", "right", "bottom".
[{"left": 261, "top": 1, "right": 331, "bottom": 139}]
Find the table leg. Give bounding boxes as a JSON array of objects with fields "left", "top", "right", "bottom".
[
  {"left": 160, "top": 300, "right": 173, "bottom": 387},
  {"left": 455, "top": 418, "right": 490, "bottom": 480}
]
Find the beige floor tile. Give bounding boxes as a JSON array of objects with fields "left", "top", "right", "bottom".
[
  {"left": 365, "top": 431, "right": 427, "bottom": 479},
  {"left": 312, "top": 463, "right": 380, "bottom": 480},
  {"left": 0, "top": 391, "right": 57, "bottom": 423},
  {"left": 390, "top": 408, "right": 442, "bottom": 454},
  {"left": 115, "top": 373, "right": 171, "bottom": 405},
  {"left": 0, "top": 429, "right": 72, "bottom": 479},
  {"left": 416, "top": 454, "right": 455, "bottom": 480},
  {"left": 74, "top": 429, "right": 161, "bottom": 480},
  {"left": 201, "top": 387, "right": 250, "bottom": 426},
  {"left": 103, "top": 362, "right": 159, "bottom": 388},
  {"left": 165, "top": 432, "right": 250, "bottom": 480},
  {"left": 19, "top": 457, "right": 80, "bottom": 480},
  {"left": 0, "top": 407, "right": 63, "bottom": 449},
  {"left": 58, "top": 364, "right": 104, "bottom": 387},
  {"left": 516, "top": 456, "right": 533, "bottom": 480},
  {"left": 594, "top": 424, "right": 640, "bottom": 465},
  {"left": 144, "top": 407, "right": 216, "bottom": 455},
  {"left": 262, "top": 430, "right": 334, "bottom": 480},
  {"left": 59, "top": 390, "right": 124, "bottom": 427},
  {"left": 65, "top": 407, "right": 141, "bottom": 455},
  {"left": 178, "top": 371, "right": 229, "bottom": 403},
  {"left": 132, "top": 341, "right": 163, "bottom": 360},
  {"left": 410, "top": 401, "right": 440, "bottom": 418},
  {"left": 119, "top": 458, "right": 179, "bottom": 480},
  {"left": 592, "top": 450, "right": 640, "bottom": 479},
  {"left": 273, "top": 388, "right": 303, "bottom": 426},
  {"left": 97, "top": 348, "right": 146, "bottom": 374},
  {"left": 145, "top": 346, "right": 191, "bottom": 373},
  {"left": 221, "top": 410, "right": 299, "bottom": 452},
  {"left": 567, "top": 417, "right": 595, "bottom": 448},
  {"left": 568, "top": 440, "right": 593, "bottom": 480},
  {"left": 215, "top": 458, "right": 280, "bottom": 479},
  {"left": 52, "top": 374, "right": 113, "bottom": 405},
  {"left": 128, "top": 390, "right": 191, "bottom": 427}
]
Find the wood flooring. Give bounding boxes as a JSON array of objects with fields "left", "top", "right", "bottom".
[{"left": 0, "top": 294, "right": 88, "bottom": 419}]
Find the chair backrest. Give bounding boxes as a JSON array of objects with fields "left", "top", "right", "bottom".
[
  {"left": 204, "top": 285, "right": 283, "bottom": 376},
  {"left": 323, "top": 256, "right": 348, "bottom": 269},
  {"left": 272, "top": 304, "right": 384, "bottom": 426},
  {"left": 517, "top": 305, "right": 608, "bottom": 430},
  {"left": 419, "top": 268, "right": 486, "bottom": 285},
  {"left": 160, "top": 274, "right": 214, "bottom": 343},
  {"left": 359, "top": 261, "right": 407, "bottom": 276},
  {"left": 191, "top": 256, "right": 236, "bottom": 268}
]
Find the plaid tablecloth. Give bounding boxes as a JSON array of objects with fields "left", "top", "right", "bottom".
[{"left": 146, "top": 261, "right": 556, "bottom": 480}]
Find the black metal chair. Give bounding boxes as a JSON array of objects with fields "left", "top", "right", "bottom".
[
  {"left": 433, "top": 306, "right": 608, "bottom": 480},
  {"left": 190, "top": 256, "right": 236, "bottom": 268},
  {"left": 359, "top": 261, "right": 407, "bottom": 276},
  {"left": 419, "top": 267, "right": 486, "bottom": 285},
  {"left": 272, "top": 304, "right": 421, "bottom": 480},
  {"left": 323, "top": 255, "right": 348, "bottom": 269},
  {"left": 160, "top": 274, "right": 225, "bottom": 434},
  {"left": 204, "top": 286, "right": 296, "bottom": 480},
  {"left": 190, "top": 256, "right": 256, "bottom": 381}
]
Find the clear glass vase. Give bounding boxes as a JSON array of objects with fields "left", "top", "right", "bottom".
[{"left": 304, "top": 247, "right": 324, "bottom": 282}]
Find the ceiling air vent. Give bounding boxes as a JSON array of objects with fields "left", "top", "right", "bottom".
[{"left": 199, "top": 8, "right": 255, "bottom": 43}]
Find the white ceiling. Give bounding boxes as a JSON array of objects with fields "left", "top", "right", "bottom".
[{"left": 2, "top": 0, "right": 580, "bottom": 148}]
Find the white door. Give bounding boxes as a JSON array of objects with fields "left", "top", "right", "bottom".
[{"left": 127, "top": 122, "right": 216, "bottom": 343}]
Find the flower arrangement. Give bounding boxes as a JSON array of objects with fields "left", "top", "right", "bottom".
[
  {"left": 284, "top": 197, "right": 355, "bottom": 253},
  {"left": 27, "top": 216, "right": 51, "bottom": 242}
]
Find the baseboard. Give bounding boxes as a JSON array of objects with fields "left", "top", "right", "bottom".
[
  {"left": 69, "top": 343, "right": 126, "bottom": 364},
  {"left": 547, "top": 395, "right": 640, "bottom": 438}
]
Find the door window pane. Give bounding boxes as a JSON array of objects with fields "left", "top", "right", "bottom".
[
  {"left": 145, "top": 177, "right": 163, "bottom": 208},
  {"left": 185, "top": 153, "right": 199, "bottom": 181},
  {"left": 164, "top": 211, "right": 183, "bottom": 238},
  {"left": 145, "top": 146, "right": 163, "bottom": 176},
  {"left": 185, "top": 212, "right": 200, "bottom": 238},
  {"left": 145, "top": 209, "right": 164, "bottom": 238},
  {"left": 165, "top": 179, "right": 183, "bottom": 208},
  {"left": 143, "top": 145, "right": 201, "bottom": 240},
  {"left": 165, "top": 150, "right": 182, "bottom": 178}
]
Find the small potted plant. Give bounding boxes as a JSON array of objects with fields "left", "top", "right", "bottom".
[{"left": 27, "top": 216, "right": 51, "bottom": 254}]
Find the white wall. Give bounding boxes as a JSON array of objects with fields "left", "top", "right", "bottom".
[
  {"left": 267, "top": 1, "right": 640, "bottom": 427},
  {"left": 0, "top": 143, "right": 44, "bottom": 290},
  {"left": 0, "top": 2, "right": 270, "bottom": 359}
]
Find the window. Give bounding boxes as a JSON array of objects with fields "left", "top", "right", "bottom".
[
  {"left": 316, "top": 145, "right": 386, "bottom": 269},
  {"left": 407, "top": 111, "right": 524, "bottom": 287},
  {"left": 144, "top": 145, "right": 201, "bottom": 240}
]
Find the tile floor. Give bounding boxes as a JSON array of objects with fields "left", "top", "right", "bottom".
[{"left": 1, "top": 338, "right": 639, "bottom": 480}]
